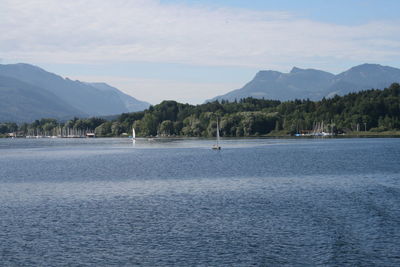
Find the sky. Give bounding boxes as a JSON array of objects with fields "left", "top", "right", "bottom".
[{"left": 1, "top": 0, "right": 400, "bottom": 104}]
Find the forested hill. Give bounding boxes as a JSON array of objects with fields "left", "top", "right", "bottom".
[
  {"left": 1, "top": 83, "right": 400, "bottom": 137},
  {"left": 107, "top": 83, "right": 400, "bottom": 137}
]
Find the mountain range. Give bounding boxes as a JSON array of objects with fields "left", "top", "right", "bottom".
[
  {"left": 0, "top": 63, "right": 150, "bottom": 122},
  {"left": 2, "top": 62, "right": 400, "bottom": 123},
  {"left": 208, "top": 64, "right": 400, "bottom": 102}
]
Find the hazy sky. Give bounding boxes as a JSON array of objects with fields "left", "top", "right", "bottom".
[{"left": 1, "top": 0, "right": 400, "bottom": 104}]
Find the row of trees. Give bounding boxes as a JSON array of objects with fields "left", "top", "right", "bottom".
[
  {"left": 2, "top": 83, "right": 400, "bottom": 137},
  {"left": 110, "top": 83, "right": 400, "bottom": 137},
  {"left": 0, "top": 118, "right": 107, "bottom": 137}
]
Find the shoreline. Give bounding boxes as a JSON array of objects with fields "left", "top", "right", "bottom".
[{"left": 2, "top": 131, "right": 400, "bottom": 139}]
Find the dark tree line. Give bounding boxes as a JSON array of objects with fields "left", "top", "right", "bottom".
[
  {"left": 2, "top": 83, "right": 400, "bottom": 137},
  {"left": 110, "top": 83, "right": 400, "bottom": 137}
]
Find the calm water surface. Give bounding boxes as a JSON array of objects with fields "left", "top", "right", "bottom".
[{"left": 0, "top": 137, "right": 399, "bottom": 266}]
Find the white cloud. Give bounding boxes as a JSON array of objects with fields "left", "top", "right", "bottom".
[
  {"left": 1, "top": 0, "right": 400, "bottom": 69},
  {"left": 2, "top": 0, "right": 400, "bottom": 103}
]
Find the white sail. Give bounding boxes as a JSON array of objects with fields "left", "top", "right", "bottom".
[
  {"left": 216, "top": 119, "right": 220, "bottom": 146},
  {"left": 212, "top": 118, "right": 221, "bottom": 150},
  {"left": 132, "top": 127, "right": 136, "bottom": 139}
]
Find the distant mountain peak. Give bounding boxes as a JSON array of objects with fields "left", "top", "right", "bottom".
[
  {"left": 290, "top": 67, "right": 303, "bottom": 73},
  {"left": 256, "top": 70, "right": 281, "bottom": 75},
  {"left": 0, "top": 63, "right": 150, "bottom": 122},
  {"left": 11, "top": 63, "right": 48, "bottom": 73},
  {"left": 348, "top": 63, "right": 383, "bottom": 71},
  {"left": 345, "top": 64, "right": 400, "bottom": 76},
  {"left": 357, "top": 63, "right": 381, "bottom": 67},
  {"left": 254, "top": 70, "right": 282, "bottom": 80},
  {"left": 207, "top": 63, "right": 400, "bottom": 103}
]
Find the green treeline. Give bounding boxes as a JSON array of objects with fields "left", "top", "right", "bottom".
[
  {"left": 1, "top": 83, "right": 400, "bottom": 137},
  {"left": 110, "top": 83, "right": 400, "bottom": 137}
]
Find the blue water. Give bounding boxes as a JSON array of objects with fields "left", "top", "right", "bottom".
[{"left": 0, "top": 137, "right": 399, "bottom": 266}]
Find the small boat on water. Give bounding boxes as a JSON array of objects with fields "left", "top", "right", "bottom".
[
  {"left": 132, "top": 127, "right": 136, "bottom": 144},
  {"left": 212, "top": 118, "right": 221, "bottom": 150}
]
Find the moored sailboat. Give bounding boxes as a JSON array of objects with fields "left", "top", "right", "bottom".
[{"left": 212, "top": 118, "right": 221, "bottom": 150}]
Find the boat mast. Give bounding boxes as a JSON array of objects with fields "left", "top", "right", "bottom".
[{"left": 216, "top": 118, "right": 220, "bottom": 146}]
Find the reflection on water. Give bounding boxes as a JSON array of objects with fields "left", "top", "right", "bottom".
[
  {"left": 0, "top": 136, "right": 306, "bottom": 150},
  {"left": 0, "top": 138, "right": 399, "bottom": 265}
]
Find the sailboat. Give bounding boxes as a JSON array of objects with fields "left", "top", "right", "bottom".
[
  {"left": 212, "top": 118, "right": 221, "bottom": 150},
  {"left": 131, "top": 127, "right": 136, "bottom": 144}
]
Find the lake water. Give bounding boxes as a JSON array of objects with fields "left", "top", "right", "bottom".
[{"left": 0, "top": 137, "right": 399, "bottom": 266}]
